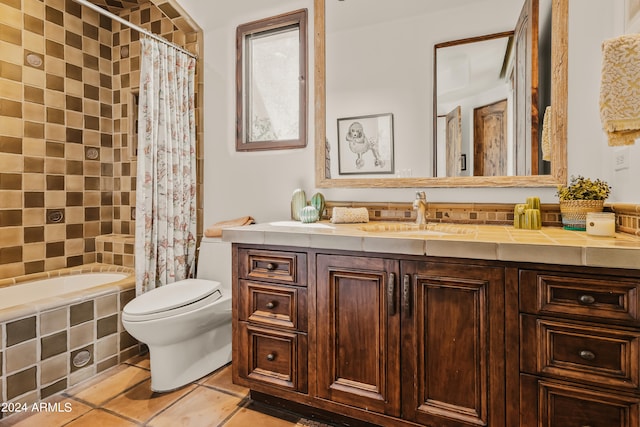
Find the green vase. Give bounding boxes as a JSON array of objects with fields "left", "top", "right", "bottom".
[
  {"left": 311, "top": 192, "right": 325, "bottom": 218},
  {"left": 291, "top": 189, "right": 307, "bottom": 221},
  {"left": 299, "top": 206, "right": 319, "bottom": 223}
]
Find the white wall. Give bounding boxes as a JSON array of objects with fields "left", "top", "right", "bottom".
[{"left": 175, "top": 0, "right": 638, "bottom": 227}]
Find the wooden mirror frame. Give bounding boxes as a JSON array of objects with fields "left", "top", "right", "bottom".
[{"left": 314, "top": 0, "right": 567, "bottom": 188}]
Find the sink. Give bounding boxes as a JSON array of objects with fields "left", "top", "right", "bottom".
[{"left": 358, "top": 223, "right": 473, "bottom": 236}]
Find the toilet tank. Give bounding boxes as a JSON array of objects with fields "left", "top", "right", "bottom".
[{"left": 196, "top": 237, "right": 231, "bottom": 290}]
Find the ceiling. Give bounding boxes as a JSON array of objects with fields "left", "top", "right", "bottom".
[{"left": 88, "top": 0, "right": 144, "bottom": 14}]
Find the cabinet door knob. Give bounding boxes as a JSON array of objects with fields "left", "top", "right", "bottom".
[
  {"left": 266, "top": 353, "right": 276, "bottom": 361},
  {"left": 579, "top": 350, "right": 596, "bottom": 361},
  {"left": 266, "top": 263, "right": 276, "bottom": 271},
  {"left": 578, "top": 294, "right": 596, "bottom": 305},
  {"left": 266, "top": 301, "right": 276, "bottom": 309}
]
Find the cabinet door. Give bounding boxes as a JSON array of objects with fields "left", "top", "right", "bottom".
[
  {"left": 316, "top": 254, "right": 401, "bottom": 417},
  {"left": 401, "top": 261, "right": 505, "bottom": 427}
]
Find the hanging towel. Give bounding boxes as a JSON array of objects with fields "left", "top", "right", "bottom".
[
  {"left": 541, "top": 106, "right": 552, "bottom": 161},
  {"left": 204, "top": 216, "right": 255, "bottom": 237},
  {"left": 600, "top": 34, "right": 640, "bottom": 146}
]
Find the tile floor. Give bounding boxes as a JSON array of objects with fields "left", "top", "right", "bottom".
[{"left": 0, "top": 355, "right": 337, "bottom": 427}]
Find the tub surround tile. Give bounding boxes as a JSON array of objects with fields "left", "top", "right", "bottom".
[
  {"left": 40, "top": 306, "right": 67, "bottom": 336},
  {"left": 7, "top": 366, "right": 37, "bottom": 400},
  {"left": 41, "top": 377, "right": 67, "bottom": 399},
  {"left": 41, "top": 330, "right": 67, "bottom": 360},
  {"left": 40, "top": 353, "right": 68, "bottom": 385},
  {"left": 6, "top": 316, "right": 36, "bottom": 347},
  {"left": 70, "top": 300, "right": 94, "bottom": 326},
  {"left": 97, "top": 355, "right": 118, "bottom": 373},
  {"left": 5, "top": 339, "right": 37, "bottom": 374},
  {"left": 69, "top": 322, "right": 94, "bottom": 350},
  {"left": 97, "top": 314, "right": 118, "bottom": 339},
  {"left": 96, "top": 293, "right": 118, "bottom": 317}
]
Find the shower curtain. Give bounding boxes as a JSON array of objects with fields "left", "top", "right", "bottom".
[{"left": 135, "top": 37, "right": 197, "bottom": 295}]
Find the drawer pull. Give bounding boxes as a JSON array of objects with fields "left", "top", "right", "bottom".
[
  {"left": 266, "top": 353, "right": 276, "bottom": 361},
  {"left": 265, "top": 301, "right": 276, "bottom": 309},
  {"left": 266, "top": 263, "right": 276, "bottom": 271},
  {"left": 579, "top": 350, "right": 596, "bottom": 361},
  {"left": 578, "top": 294, "right": 596, "bottom": 305}
]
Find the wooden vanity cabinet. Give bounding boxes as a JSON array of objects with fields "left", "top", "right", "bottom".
[
  {"left": 233, "top": 243, "right": 640, "bottom": 426},
  {"left": 235, "top": 244, "right": 508, "bottom": 426},
  {"left": 234, "top": 247, "right": 309, "bottom": 394},
  {"left": 519, "top": 269, "right": 640, "bottom": 427}
]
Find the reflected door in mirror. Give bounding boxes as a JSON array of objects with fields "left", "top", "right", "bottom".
[{"left": 474, "top": 99, "right": 508, "bottom": 176}]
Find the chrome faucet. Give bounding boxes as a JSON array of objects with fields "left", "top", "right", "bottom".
[{"left": 413, "top": 191, "right": 428, "bottom": 225}]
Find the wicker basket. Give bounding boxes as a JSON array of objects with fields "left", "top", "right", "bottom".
[{"left": 559, "top": 200, "right": 605, "bottom": 230}]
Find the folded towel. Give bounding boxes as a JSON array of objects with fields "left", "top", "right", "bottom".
[
  {"left": 204, "top": 216, "right": 255, "bottom": 237},
  {"left": 330, "top": 207, "right": 369, "bottom": 224},
  {"left": 541, "top": 106, "right": 552, "bottom": 161},
  {"left": 600, "top": 34, "right": 640, "bottom": 146}
]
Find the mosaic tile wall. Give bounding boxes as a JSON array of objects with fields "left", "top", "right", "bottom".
[
  {"left": 323, "top": 201, "right": 565, "bottom": 227},
  {"left": 110, "top": 0, "right": 202, "bottom": 237},
  {"left": 324, "top": 201, "right": 640, "bottom": 236},
  {"left": 0, "top": 266, "right": 137, "bottom": 416},
  {"left": 0, "top": 0, "right": 202, "bottom": 281}
]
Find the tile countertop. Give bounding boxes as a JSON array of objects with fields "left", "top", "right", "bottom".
[{"left": 221, "top": 221, "right": 640, "bottom": 270}]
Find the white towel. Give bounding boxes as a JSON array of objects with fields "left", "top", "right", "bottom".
[{"left": 600, "top": 34, "right": 640, "bottom": 146}]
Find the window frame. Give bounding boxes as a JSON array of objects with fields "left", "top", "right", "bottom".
[{"left": 236, "top": 9, "right": 308, "bottom": 151}]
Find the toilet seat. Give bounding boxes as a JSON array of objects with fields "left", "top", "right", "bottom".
[{"left": 123, "top": 279, "right": 223, "bottom": 322}]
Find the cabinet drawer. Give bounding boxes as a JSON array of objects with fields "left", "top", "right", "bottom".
[
  {"left": 522, "top": 376, "right": 640, "bottom": 427},
  {"left": 521, "top": 315, "right": 640, "bottom": 390},
  {"left": 520, "top": 270, "right": 640, "bottom": 323},
  {"left": 238, "top": 280, "right": 307, "bottom": 331},
  {"left": 238, "top": 248, "right": 307, "bottom": 286},
  {"left": 238, "top": 322, "right": 307, "bottom": 393}
]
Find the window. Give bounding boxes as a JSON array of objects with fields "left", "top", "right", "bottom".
[{"left": 236, "top": 9, "right": 308, "bottom": 151}]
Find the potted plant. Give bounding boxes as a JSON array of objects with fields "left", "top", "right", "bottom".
[{"left": 556, "top": 175, "right": 611, "bottom": 230}]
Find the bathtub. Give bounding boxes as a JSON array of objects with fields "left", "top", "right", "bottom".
[
  {"left": 0, "top": 272, "right": 129, "bottom": 311},
  {"left": 0, "top": 264, "right": 139, "bottom": 411}
]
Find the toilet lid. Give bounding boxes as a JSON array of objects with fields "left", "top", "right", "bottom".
[{"left": 124, "top": 279, "right": 221, "bottom": 316}]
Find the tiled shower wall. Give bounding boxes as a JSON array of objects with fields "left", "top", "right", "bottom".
[{"left": 0, "top": 0, "right": 202, "bottom": 281}]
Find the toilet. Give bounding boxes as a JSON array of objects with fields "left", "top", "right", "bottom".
[{"left": 122, "top": 237, "right": 232, "bottom": 392}]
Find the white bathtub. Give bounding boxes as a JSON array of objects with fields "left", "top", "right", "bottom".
[
  {"left": 0, "top": 271, "right": 131, "bottom": 311},
  {"left": 0, "top": 264, "right": 137, "bottom": 408}
]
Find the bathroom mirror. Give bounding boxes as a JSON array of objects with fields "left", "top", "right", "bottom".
[{"left": 314, "top": 0, "right": 568, "bottom": 187}]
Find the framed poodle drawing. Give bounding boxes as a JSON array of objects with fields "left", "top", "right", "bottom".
[{"left": 337, "top": 113, "right": 394, "bottom": 175}]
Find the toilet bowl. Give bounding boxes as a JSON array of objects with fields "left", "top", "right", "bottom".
[{"left": 122, "top": 238, "right": 232, "bottom": 392}]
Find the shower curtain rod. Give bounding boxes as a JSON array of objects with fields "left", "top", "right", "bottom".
[{"left": 71, "top": 0, "right": 197, "bottom": 59}]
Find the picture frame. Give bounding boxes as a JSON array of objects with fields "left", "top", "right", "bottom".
[
  {"left": 337, "top": 113, "right": 394, "bottom": 175},
  {"left": 626, "top": 0, "right": 640, "bottom": 33}
]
